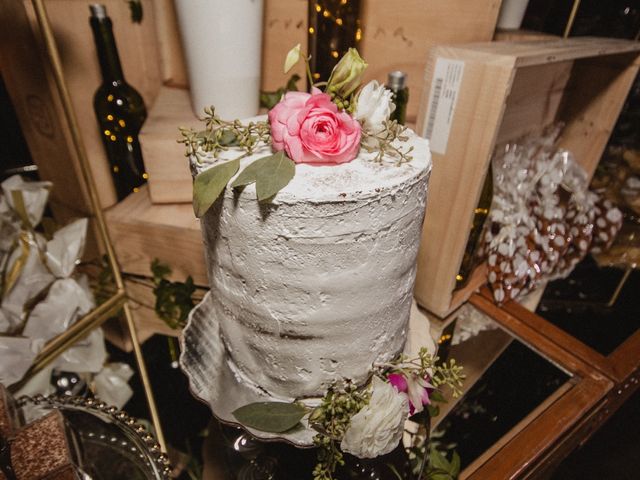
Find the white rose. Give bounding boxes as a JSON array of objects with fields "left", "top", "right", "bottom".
[
  {"left": 340, "top": 376, "right": 409, "bottom": 458},
  {"left": 354, "top": 80, "right": 396, "bottom": 139}
]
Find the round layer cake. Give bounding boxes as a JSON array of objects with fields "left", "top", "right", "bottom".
[{"left": 192, "top": 125, "right": 431, "bottom": 399}]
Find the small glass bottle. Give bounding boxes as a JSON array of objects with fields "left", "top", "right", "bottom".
[
  {"left": 386, "top": 71, "right": 409, "bottom": 125},
  {"left": 89, "top": 4, "right": 147, "bottom": 201}
]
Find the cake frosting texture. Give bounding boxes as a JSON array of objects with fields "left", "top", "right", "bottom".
[{"left": 192, "top": 122, "right": 431, "bottom": 398}]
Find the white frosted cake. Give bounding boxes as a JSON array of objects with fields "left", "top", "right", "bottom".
[{"left": 190, "top": 120, "right": 431, "bottom": 399}]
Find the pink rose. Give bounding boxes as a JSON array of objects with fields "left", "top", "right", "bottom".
[{"left": 268, "top": 88, "right": 361, "bottom": 164}]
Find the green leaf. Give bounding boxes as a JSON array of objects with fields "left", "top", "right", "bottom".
[
  {"left": 232, "top": 402, "right": 307, "bottom": 433},
  {"left": 192, "top": 159, "right": 239, "bottom": 217},
  {"left": 260, "top": 74, "right": 300, "bottom": 109},
  {"left": 430, "top": 390, "right": 447, "bottom": 404},
  {"left": 217, "top": 129, "right": 238, "bottom": 146},
  {"left": 285, "top": 73, "right": 301, "bottom": 92},
  {"left": 450, "top": 451, "right": 461, "bottom": 477},
  {"left": 426, "top": 404, "right": 440, "bottom": 418},
  {"left": 231, "top": 151, "right": 295, "bottom": 202},
  {"left": 430, "top": 448, "right": 451, "bottom": 472},
  {"left": 260, "top": 89, "right": 284, "bottom": 110},
  {"left": 151, "top": 259, "right": 172, "bottom": 285}
]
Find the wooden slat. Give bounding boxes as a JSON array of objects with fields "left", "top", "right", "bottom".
[
  {"left": 452, "top": 37, "right": 640, "bottom": 67},
  {"left": 261, "top": 0, "right": 308, "bottom": 92},
  {"left": 608, "top": 330, "right": 640, "bottom": 382},
  {"left": 414, "top": 47, "right": 515, "bottom": 316},
  {"left": 104, "top": 185, "right": 207, "bottom": 285},
  {"left": 151, "top": 0, "right": 188, "bottom": 87},
  {"left": 140, "top": 87, "right": 196, "bottom": 203},
  {"left": 558, "top": 52, "right": 640, "bottom": 178},
  {"left": 495, "top": 61, "right": 573, "bottom": 144},
  {"left": 359, "top": 0, "right": 501, "bottom": 123}
]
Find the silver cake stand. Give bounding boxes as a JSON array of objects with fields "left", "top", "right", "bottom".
[{"left": 179, "top": 291, "right": 317, "bottom": 447}]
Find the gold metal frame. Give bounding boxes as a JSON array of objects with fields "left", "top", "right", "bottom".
[
  {"left": 563, "top": 0, "right": 582, "bottom": 38},
  {"left": 12, "top": 0, "right": 167, "bottom": 453}
]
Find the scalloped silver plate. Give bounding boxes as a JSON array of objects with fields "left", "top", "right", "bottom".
[{"left": 179, "top": 291, "right": 316, "bottom": 447}]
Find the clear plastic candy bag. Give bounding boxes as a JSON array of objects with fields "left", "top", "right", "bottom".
[{"left": 481, "top": 126, "right": 623, "bottom": 304}]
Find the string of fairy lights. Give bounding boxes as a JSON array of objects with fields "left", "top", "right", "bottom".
[{"left": 308, "top": 0, "right": 362, "bottom": 83}]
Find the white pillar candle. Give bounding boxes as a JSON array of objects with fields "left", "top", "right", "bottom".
[
  {"left": 175, "top": 0, "right": 264, "bottom": 118},
  {"left": 496, "top": 0, "right": 530, "bottom": 30}
]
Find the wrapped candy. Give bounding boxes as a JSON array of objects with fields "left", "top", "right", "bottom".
[
  {"left": 0, "top": 177, "right": 106, "bottom": 390},
  {"left": 93, "top": 363, "right": 135, "bottom": 409},
  {"left": 482, "top": 127, "right": 624, "bottom": 304},
  {"left": 590, "top": 197, "right": 623, "bottom": 254}
]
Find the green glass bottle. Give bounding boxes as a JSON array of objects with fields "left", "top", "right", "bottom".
[
  {"left": 89, "top": 4, "right": 147, "bottom": 201},
  {"left": 387, "top": 71, "right": 408, "bottom": 125},
  {"left": 455, "top": 165, "right": 493, "bottom": 289}
]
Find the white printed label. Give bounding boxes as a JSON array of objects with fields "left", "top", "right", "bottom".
[{"left": 424, "top": 58, "right": 465, "bottom": 155}]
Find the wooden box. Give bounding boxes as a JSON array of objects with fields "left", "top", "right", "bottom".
[
  {"left": 359, "top": 0, "right": 501, "bottom": 124},
  {"left": 414, "top": 38, "right": 640, "bottom": 318}
]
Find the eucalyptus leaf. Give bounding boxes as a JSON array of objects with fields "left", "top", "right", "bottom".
[
  {"left": 429, "top": 448, "right": 451, "bottom": 472},
  {"left": 450, "top": 451, "right": 461, "bottom": 477},
  {"left": 430, "top": 390, "right": 446, "bottom": 404},
  {"left": 219, "top": 130, "right": 238, "bottom": 146},
  {"left": 426, "top": 404, "right": 440, "bottom": 418},
  {"left": 260, "top": 89, "right": 284, "bottom": 110},
  {"left": 285, "top": 73, "right": 301, "bottom": 92},
  {"left": 232, "top": 401, "right": 307, "bottom": 433},
  {"left": 192, "top": 159, "right": 239, "bottom": 217},
  {"left": 231, "top": 151, "right": 295, "bottom": 202}
]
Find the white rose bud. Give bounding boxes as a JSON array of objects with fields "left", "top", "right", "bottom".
[
  {"left": 354, "top": 80, "right": 396, "bottom": 141},
  {"left": 340, "top": 377, "right": 409, "bottom": 458}
]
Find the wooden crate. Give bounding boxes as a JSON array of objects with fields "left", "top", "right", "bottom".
[
  {"left": 104, "top": 185, "right": 208, "bottom": 286},
  {"left": 414, "top": 38, "right": 640, "bottom": 318},
  {"left": 0, "top": 0, "right": 163, "bottom": 214},
  {"left": 359, "top": 0, "right": 501, "bottom": 124}
]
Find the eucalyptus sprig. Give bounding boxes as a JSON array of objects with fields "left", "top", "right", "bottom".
[
  {"left": 308, "top": 382, "right": 370, "bottom": 480},
  {"left": 178, "top": 109, "right": 271, "bottom": 163},
  {"left": 361, "top": 119, "right": 415, "bottom": 166}
]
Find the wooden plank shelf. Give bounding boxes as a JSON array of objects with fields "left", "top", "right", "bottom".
[{"left": 104, "top": 185, "right": 207, "bottom": 285}]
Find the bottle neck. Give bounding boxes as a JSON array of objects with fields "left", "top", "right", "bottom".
[{"left": 90, "top": 16, "right": 124, "bottom": 83}]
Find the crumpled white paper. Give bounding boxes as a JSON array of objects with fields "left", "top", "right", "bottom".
[
  {"left": 0, "top": 336, "right": 41, "bottom": 386},
  {"left": 1, "top": 232, "right": 55, "bottom": 332},
  {"left": 45, "top": 218, "right": 89, "bottom": 279},
  {"left": 93, "top": 362, "right": 135, "bottom": 409},
  {"left": 22, "top": 276, "right": 95, "bottom": 341},
  {"left": 54, "top": 328, "right": 106, "bottom": 374},
  {"left": 0, "top": 176, "right": 113, "bottom": 395}
]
